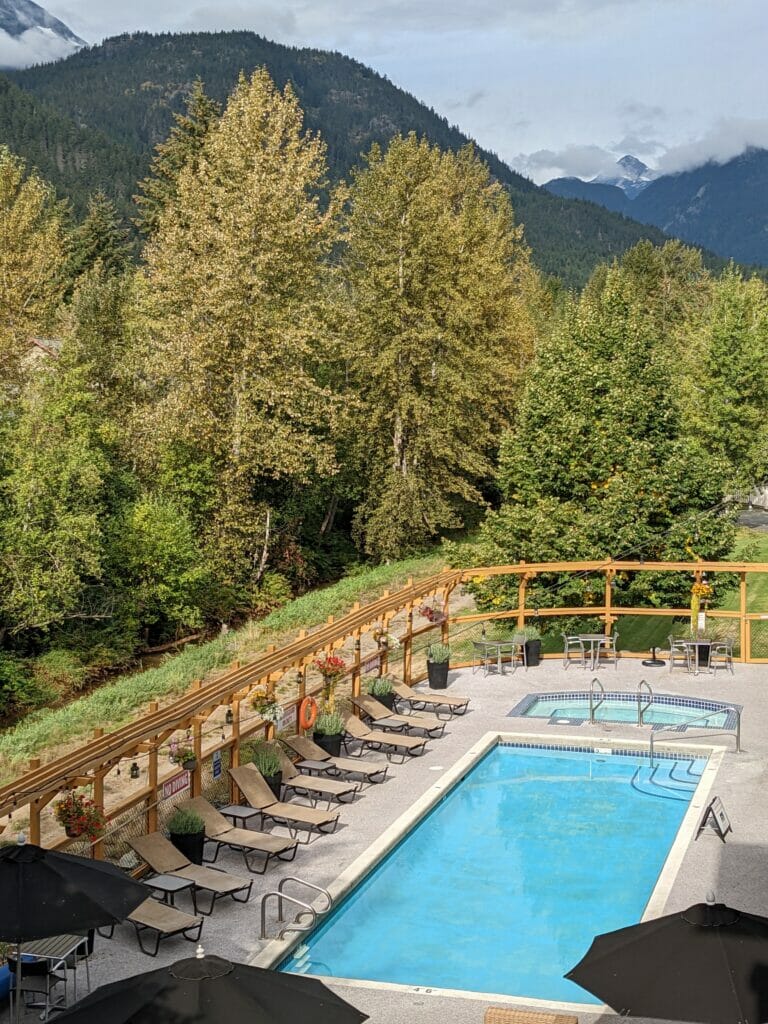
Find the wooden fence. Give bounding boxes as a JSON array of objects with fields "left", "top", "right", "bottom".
[{"left": 0, "top": 559, "right": 765, "bottom": 859}]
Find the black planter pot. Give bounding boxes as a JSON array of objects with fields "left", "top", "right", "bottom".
[
  {"left": 524, "top": 640, "right": 542, "bottom": 667},
  {"left": 372, "top": 692, "right": 396, "bottom": 711},
  {"left": 427, "top": 660, "right": 449, "bottom": 689},
  {"left": 313, "top": 731, "right": 343, "bottom": 757},
  {"left": 182, "top": 758, "right": 197, "bottom": 773},
  {"left": 169, "top": 829, "right": 205, "bottom": 865},
  {"left": 263, "top": 770, "right": 282, "bottom": 800}
]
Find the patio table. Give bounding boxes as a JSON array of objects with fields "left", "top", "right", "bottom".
[
  {"left": 681, "top": 639, "right": 712, "bottom": 676},
  {"left": 13, "top": 932, "right": 90, "bottom": 1012},
  {"left": 473, "top": 638, "right": 526, "bottom": 675},
  {"left": 578, "top": 634, "right": 610, "bottom": 671}
]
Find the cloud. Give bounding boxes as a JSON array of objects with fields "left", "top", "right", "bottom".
[
  {"left": 0, "top": 27, "right": 80, "bottom": 69},
  {"left": 657, "top": 117, "right": 768, "bottom": 174},
  {"left": 513, "top": 143, "right": 619, "bottom": 181}
]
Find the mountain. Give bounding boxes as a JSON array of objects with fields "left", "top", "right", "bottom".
[
  {"left": 0, "top": 0, "right": 84, "bottom": 68},
  {"left": 545, "top": 148, "right": 768, "bottom": 267},
  {"left": 5, "top": 31, "right": 694, "bottom": 286},
  {"left": 593, "top": 154, "right": 658, "bottom": 198}
]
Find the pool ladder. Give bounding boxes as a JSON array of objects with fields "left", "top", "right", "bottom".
[
  {"left": 588, "top": 678, "right": 605, "bottom": 724},
  {"left": 260, "top": 877, "right": 332, "bottom": 940},
  {"left": 637, "top": 680, "right": 654, "bottom": 725}
]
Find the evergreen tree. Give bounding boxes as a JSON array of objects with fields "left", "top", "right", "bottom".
[
  {"left": 138, "top": 70, "right": 338, "bottom": 597},
  {"left": 0, "top": 146, "right": 67, "bottom": 406},
  {"left": 339, "top": 134, "right": 539, "bottom": 560},
  {"left": 68, "top": 190, "right": 132, "bottom": 281},
  {"left": 134, "top": 78, "right": 222, "bottom": 235}
]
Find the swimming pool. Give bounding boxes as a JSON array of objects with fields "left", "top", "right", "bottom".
[
  {"left": 279, "top": 743, "right": 706, "bottom": 1002},
  {"left": 512, "top": 691, "right": 738, "bottom": 730}
]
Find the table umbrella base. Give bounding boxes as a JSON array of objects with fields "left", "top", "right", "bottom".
[{"left": 642, "top": 647, "right": 665, "bottom": 667}]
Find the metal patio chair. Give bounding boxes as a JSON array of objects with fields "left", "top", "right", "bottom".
[
  {"left": 709, "top": 639, "right": 735, "bottom": 675},
  {"left": 595, "top": 632, "right": 620, "bottom": 669},
  {"left": 562, "top": 633, "right": 586, "bottom": 669},
  {"left": 667, "top": 635, "right": 692, "bottom": 673}
]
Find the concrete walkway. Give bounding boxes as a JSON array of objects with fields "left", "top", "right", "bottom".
[{"left": 19, "top": 657, "right": 768, "bottom": 1023}]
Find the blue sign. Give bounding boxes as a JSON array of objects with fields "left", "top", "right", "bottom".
[{"left": 212, "top": 750, "right": 222, "bottom": 780}]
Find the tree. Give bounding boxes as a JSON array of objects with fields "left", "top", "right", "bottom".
[
  {"left": 0, "top": 146, "right": 67, "bottom": 406},
  {"left": 338, "top": 134, "right": 539, "bottom": 560},
  {"left": 138, "top": 69, "right": 338, "bottom": 596},
  {"left": 68, "top": 190, "right": 132, "bottom": 280},
  {"left": 134, "top": 78, "right": 222, "bottom": 235},
  {"left": 472, "top": 262, "right": 735, "bottom": 611}
]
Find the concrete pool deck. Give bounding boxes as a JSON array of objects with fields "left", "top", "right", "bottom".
[{"left": 29, "top": 658, "right": 768, "bottom": 1023}]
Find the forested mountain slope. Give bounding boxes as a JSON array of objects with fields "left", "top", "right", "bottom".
[{"left": 7, "top": 30, "right": 675, "bottom": 286}]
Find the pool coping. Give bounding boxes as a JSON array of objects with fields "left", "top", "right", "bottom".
[{"left": 252, "top": 730, "right": 726, "bottom": 1011}]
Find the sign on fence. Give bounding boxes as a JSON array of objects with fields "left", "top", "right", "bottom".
[
  {"left": 162, "top": 771, "right": 190, "bottom": 800},
  {"left": 212, "top": 750, "right": 222, "bottom": 780}
]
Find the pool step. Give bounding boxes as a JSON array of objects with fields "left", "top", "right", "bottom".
[{"left": 631, "top": 762, "right": 698, "bottom": 801}]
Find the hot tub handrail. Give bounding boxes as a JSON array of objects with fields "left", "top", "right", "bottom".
[
  {"left": 589, "top": 677, "right": 605, "bottom": 724},
  {"left": 649, "top": 705, "right": 741, "bottom": 763},
  {"left": 637, "top": 679, "right": 654, "bottom": 726}
]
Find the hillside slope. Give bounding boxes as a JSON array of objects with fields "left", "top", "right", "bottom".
[{"left": 7, "top": 30, "right": 677, "bottom": 287}]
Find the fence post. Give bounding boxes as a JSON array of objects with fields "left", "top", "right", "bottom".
[
  {"left": 295, "top": 667, "right": 306, "bottom": 733},
  {"left": 739, "top": 571, "right": 748, "bottom": 661},
  {"left": 517, "top": 565, "right": 528, "bottom": 631},
  {"left": 352, "top": 635, "right": 362, "bottom": 699},
  {"left": 191, "top": 719, "right": 202, "bottom": 798},
  {"left": 403, "top": 605, "right": 414, "bottom": 685},
  {"left": 604, "top": 567, "right": 615, "bottom": 635},
  {"left": 92, "top": 769, "right": 106, "bottom": 860},
  {"left": 379, "top": 618, "right": 390, "bottom": 676},
  {"left": 147, "top": 744, "right": 158, "bottom": 835}
]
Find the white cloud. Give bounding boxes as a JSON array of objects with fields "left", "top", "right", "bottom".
[
  {"left": 513, "top": 143, "right": 619, "bottom": 182},
  {"left": 0, "top": 27, "right": 80, "bottom": 69},
  {"left": 657, "top": 117, "right": 768, "bottom": 174}
]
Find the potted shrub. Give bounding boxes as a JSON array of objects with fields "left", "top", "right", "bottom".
[
  {"left": 313, "top": 710, "right": 345, "bottom": 758},
  {"left": 167, "top": 807, "right": 206, "bottom": 865},
  {"left": 515, "top": 625, "right": 542, "bottom": 667},
  {"left": 365, "top": 674, "right": 396, "bottom": 711},
  {"left": 426, "top": 642, "right": 451, "bottom": 689},
  {"left": 169, "top": 740, "right": 197, "bottom": 772},
  {"left": 251, "top": 742, "right": 282, "bottom": 799},
  {"left": 53, "top": 791, "right": 106, "bottom": 840}
]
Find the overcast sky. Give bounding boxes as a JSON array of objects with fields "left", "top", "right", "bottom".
[{"left": 39, "top": 0, "right": 768, "bottom": 183}]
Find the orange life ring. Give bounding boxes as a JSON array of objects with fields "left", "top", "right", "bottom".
[{"left": 299, "top": 696, "right": 318, "bottom": 731}]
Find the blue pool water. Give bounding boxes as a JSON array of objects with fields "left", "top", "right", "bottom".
[
  {"left": 517, "top": 692, "right": 733, "bottom": 729},
  {"left": 280, "top": 744, "right": 704, "bottom": 1001}
]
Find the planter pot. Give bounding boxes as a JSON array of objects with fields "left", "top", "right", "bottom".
[
  {"left": 427, "top": 660, "right": 449, "bottom": 689},
  {"left": 372, "top": 692, "right": 396, "bottom": 711},
  {"left": 64, "top": 825, "right": 80, "bottom": 839},
  {"left": 169, "top": 829, "right": 205, "bottom": 865},
  {"left": 524, "top": 640, "right": 542, "bottom": 667},
  {"left": 313, "top": 731, "right": 343, "bottom": 758},
  {"left": 262, "top": 770, "right": 282, "bottom": 800},
  {"left": 182, "top": 758, "right": 197, "bottom": 773},
  {"left": 0, "top": 964, "right": 10, "bottom": 1003}
]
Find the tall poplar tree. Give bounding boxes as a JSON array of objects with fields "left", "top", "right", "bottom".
[
  {"left": 139, "top": 70, "right": 338, "bottom": 595},
  {"left": 339, "top": 134, "right": 538, "bottom": 559}
]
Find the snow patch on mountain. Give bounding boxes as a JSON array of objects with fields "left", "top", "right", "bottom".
[
  {"left": 592, "top": 155, "right": 659, "bottom": 198},
  {"left": 0, "top": 0, "right": 85, "bottom": 68}
]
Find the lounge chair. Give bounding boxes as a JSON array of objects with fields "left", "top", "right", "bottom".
[
  {"left": 484, "top": 1010, "right": 577, "bottom": 1024},
  {"left": 129, "top": 833, "right": 253, "bottom": 915},
  {"left": 283, "top": 734, "right": 389, "bottom": 785},
  {"left": 392, "top": 680, "right": 469, "bottom": 718},
  {"left": 273, "top": 748, "right": 360, "bottom": 805},
  {"left": 228, "top": 764, "right": 340, "bottom": 842},
  {"left": 99, "top": 898, "right": 203, "bottom": 957},
  {"left": 352, "top": 693, "right": 446, "bottom": 738},
  {"left": 343, "top": 712, "right": 429, "bottom": 763},
  {"left": 178, "top": 797, "right": 299, "bottom": 873}
]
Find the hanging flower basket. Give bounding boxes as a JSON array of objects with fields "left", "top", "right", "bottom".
[
  {"left": 250, "top": 689, "right": 281, "bottom": 724},
  {"left": 313, "top": 654, "right": 347, "bottom": 713},
  {"left": 54, "top": 791, "right": 106, "bottom": 841}
]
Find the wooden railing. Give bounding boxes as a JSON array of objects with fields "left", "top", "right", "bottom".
[{"left": 1, "top": 559, "right": 765, "bottom": 855}]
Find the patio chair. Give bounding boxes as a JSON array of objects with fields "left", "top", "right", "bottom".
[
  {"left": 483, "top": 1009, "right": 578, "bottom": 1024},
  {"left": 99, "top": 897, "right": 203, "bottom": 957},
  {"left": 343, "top": 712, "right": 429, "bottom": 763},
  {"left": 228, "top": 764, "right": 340, "bottom": 842},
  {"left": 562, "top": 634, "right": 586, "bottom": 669},
  {"left": 472, "top": 640, "right": 494, "bottom": 675},
  {"left": 595, "top": 632, "right": 619, "bottom": 669},
  {"left": 283, "top": 734, "right": 389, "bottom": 784},
  {"left": 178, "top": 796, "right": 299, "bottom": 872},
  {"left": 667, "top": 635, "right": 692, "bottom": 673},
  {"left": 709, "top": 639, "right": 735, "bottom": 675},
  {"left": 129, "top": 833, "right": 253, "bottom": 915},
  {"left": 352, "top": 694, "right": 446, "bottom": 738},
  {"left": 392, "top": 680, "right": 470, "bottom": 717},
  {"left": 273, "top": 747, "right": 360, "bottom": 805}
]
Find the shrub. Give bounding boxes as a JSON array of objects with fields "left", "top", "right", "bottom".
[
  {"left": 426, "top": 642, "right": 451, "bottom": 663},
  {"left": 32, "top": 649, "right": 88, "bottom": 697},
  {"left": 513, "top": 625, "right": 542, "bottom": 641},
  {"left": 251, "top": 742, "right": 281, "bottom": 777},
  {"left": 314, "top": 711, "right": 344, "bottom": 736},
  {"left": 167, "top": 807, "right": 204, "bottom": 835},
  {"left": 0, "top": 654, "right": 54, "bottom": 717},
  {"left": 365, "top": 674, "right": 394, "bottom": 697}
]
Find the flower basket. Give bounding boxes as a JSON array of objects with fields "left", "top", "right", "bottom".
[
  {"left": 169, "top": 740, "right": 196, "bottom": 770},
  {"left": 313, "top": 654, "right": 347, "bottom": 713},
  {"left": 54, "top": 791, "right": 106, "bottom": 841},
  {"left": 250, "top": 690, "right": 281, "bottom": 725}
]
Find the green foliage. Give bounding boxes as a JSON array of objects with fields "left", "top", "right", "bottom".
[
  {"left": 251, "top": 742, "right": 281, "bottom": 777},
  {"left": 314, "top": 711, "right": 344, "bottom": 736},
  {"left": 0, "top": 653, "right": 53, "bottom": 718},
  {"left": 68, "top": 190, "right": 132, "bottom": 281},
  {"left": 167, "top": 807, "right": 204, "bottom": 834},
  {"left": 31, "top": 649, "right": 88, "bottom": 696},
  {"left": 426, "top": 642, "right": 451, "bottom": 663},
  {"left": 364, "top": 674, "right": 394, "bottom": 697}
]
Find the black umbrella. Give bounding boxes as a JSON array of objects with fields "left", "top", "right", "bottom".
[
  {"left": 0, "top": 837, "right": 147, "bottom": 1021},
  {"left": 55, "top": 949, "right": 369, "bottom": 1024},
  {"left": 566, "top": 898, "right": 768, "bottom": 1023}
]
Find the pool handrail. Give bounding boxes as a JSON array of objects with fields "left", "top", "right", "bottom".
[
  {"left": 260, "top": 877, "right": 332, "bottom": 940},
  {"left": 588, "top": 677, "right": 605, "bottom": 724},
  {"left": 649, "top": 705, "right": 741, "bottom": 763},
  {"left": 637, "top": 680, "right": 654, "bottom": 725}
]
